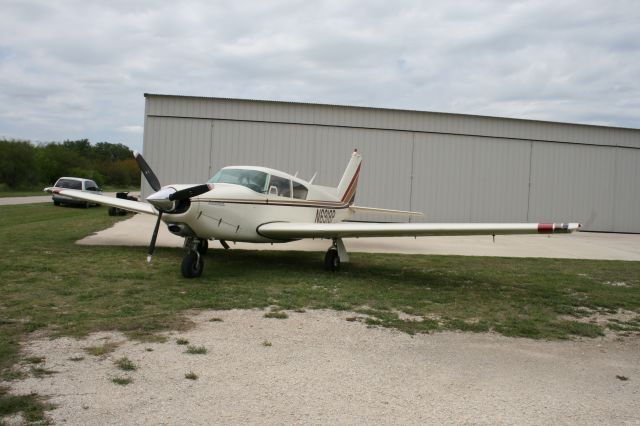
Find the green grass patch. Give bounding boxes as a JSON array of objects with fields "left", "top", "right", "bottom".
[
  {"left": 114, "top": 357, "right": 137, "bottom": 371},
  {"left": 264, "top": 311, "right": 288, "bottom": 319},
  {"left": 1, "top": 203, "right": 640, "bottom": 401},
  {"left": 111, "top": 376, "right": 132, "bottom": 386},
  {"left": 84, "top": 342, "right": 120, "bottom": 357},
  {"left": 0, "top": 387, "right": 53, "bottom": 423},
  {"left": 185, "top": 372, "right": 198, "bottom": 380},
  {"left": 185, "top": 345, "right": 207, "bottom": 355}
]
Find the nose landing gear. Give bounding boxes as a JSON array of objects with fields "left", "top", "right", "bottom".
[{"left": 181, "top": 237, "right": 207, "bottom": 278}]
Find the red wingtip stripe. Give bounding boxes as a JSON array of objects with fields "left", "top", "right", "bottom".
[{"left": 538, "top": 223, "right": 554, "bottom": 233}]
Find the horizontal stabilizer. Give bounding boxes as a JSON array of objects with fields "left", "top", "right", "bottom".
[{"left": 350, "top": 205, "right": 423, "bottom": 217}]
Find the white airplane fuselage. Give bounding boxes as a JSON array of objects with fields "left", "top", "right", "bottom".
[{"left": 162, "top": 182, "right": 353, "bottom": 243}]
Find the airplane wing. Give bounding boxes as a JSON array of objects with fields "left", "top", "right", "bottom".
[
  {"left": 257, "top": 222, "right": 581, "bottom": 240},
  {"left": 46, "top": 188, "right": 157, "bottom": 215}
]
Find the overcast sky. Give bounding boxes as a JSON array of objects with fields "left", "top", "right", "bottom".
[{"left": 1, "top": 0, "right": 638, "bottom": 151}]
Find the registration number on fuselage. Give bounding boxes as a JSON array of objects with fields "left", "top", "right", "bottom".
[{"left": 315, "top": 208, "right": 336, "bottom": 223}]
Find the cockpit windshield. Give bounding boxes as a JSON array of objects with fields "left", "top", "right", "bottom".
[{"left": 208, "top": 168, "right": 268, "bottom": 193}]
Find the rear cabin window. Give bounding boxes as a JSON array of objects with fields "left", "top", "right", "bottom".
[
  {"left": 55, "top": 179, "right": 82, "bottom": 190},
  {"left": 268, "top": 175, "right": 291, "bottom": 197},
  {"left": 292, "top": 182, "right": 308, "bottom": 200}
]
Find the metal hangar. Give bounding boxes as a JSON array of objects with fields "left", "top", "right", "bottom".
[{"left": 142, "top": 93, "right": 640, "bottom": 233}]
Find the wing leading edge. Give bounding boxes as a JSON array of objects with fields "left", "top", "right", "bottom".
[
  {"left": 257, "top": 222, "right": 581, "bottom": 240},
  {"left": 46, "top": 188, "right": 157, "bottom": 215}
]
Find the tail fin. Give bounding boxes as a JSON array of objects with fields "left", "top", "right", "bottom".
[{"left": 337, "top": 149, "right": 362, "bottom": 205}]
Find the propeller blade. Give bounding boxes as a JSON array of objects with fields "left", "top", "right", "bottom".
[
  {"left": 169, "top": 184, "right": 213, "bottom": 201},
  {"left": 133, "top": 150, "right": 162, "bottom": 192},
  {"left": 146, "top": 211, "right": 163, "bottom": 263}
]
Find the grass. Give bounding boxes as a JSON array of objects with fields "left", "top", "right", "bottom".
[
  {"left": 264, "top": 311, "right": 288, "bottom": 319},
  {"left": 84, "top": 342, "right": 120, "bottom": 357},
  {"left": 111, "top": 376, "right": 132, "bottom": 386},
  {"left": 176, "top": 338, "right": 189, "bottom": 345},
  {"left": 114, "top": 357, "right": 137, "bottom": 371},
  {"left": 185, "top": 346, "right": 207, "bottom": 355},
  {"left": 0, "top": 387, "right": 53, "bottom": 424},
  {"left": 185, "top": 372, "right": 198, "bottom": 380},
  {"left": 1, "top": 203, "right": 640, "bottom": 419}
]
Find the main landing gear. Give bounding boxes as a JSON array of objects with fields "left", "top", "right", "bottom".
[
  {"left": 324, "top": 238, "right": 349, "bottom": 272},
  {"left": 181, "top": 237, "right": 209, "bottom": 278}
]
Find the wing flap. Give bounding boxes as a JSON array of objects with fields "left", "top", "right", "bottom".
[
  {"left": 258, "top": 222, "right": 581, "bottom": 239},
  {"left": 48, "top": 189, "right": 157, "bottom": 215}
]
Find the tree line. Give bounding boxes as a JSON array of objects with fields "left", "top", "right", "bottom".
[{"left": 0, "top": 138, "right": 141, "bottom": 189}]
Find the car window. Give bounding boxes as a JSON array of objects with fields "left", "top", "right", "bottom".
[
  {"left": 55, "top": 179, "right": 82, "bottom": 190},
  {"left": 85, "top": 181, "right": 99, "bottom": 191}
]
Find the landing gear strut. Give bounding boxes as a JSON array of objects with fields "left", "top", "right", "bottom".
[
  {"left": 182, "top": 237, "right": 205, "bottom": 278},
  {"left": 324, "top": 238, "right": 349, "bottom": 272}
]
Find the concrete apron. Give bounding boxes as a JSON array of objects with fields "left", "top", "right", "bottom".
[{"left": 77, "top": 213, "right": 640, "bottom": 261}]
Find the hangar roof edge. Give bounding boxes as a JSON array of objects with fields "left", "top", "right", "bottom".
[{"left": 143, "top": 93, "right": 639, "bottom": 132}]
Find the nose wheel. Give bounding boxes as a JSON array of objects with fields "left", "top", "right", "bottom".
[{"left": 182, "top": 237, "right": 206, "bottom": 278}]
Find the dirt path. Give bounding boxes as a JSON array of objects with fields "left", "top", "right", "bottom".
[{"left": 4, "top": 310, "right": 639, "bottom": 425}]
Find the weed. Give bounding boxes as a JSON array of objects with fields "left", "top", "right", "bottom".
[
  {"left": 176, "top": 338, "right": 189, "bottom": 345},
  {"left": 24, "top": 356, "right": 45, "bottom": 364},
  {"left": 185, "top": 345, "right": 207, "bottom": 355},
  {"left": 0, "top": 386, "right": 53, "bottom": 423},
  {"left": 68, "top": 356, "right": 85, "bottom": 362},
  {"left": 145, "top": 348, "right": 154, "bottom": 352},
  {"left": 262, "top": 340, "right": 272, "bottom": 347},
  {"left": 208, "top": 317, "right": 223, "bottom": 322},
  {"left": 111, "top": 376, "right": 132, "bottom": 386},
  {"left": 264, "top": 311, "right": 288, "bottom": 319},
  {"left": 185, "top": 372, "right": 198, "bottom": 380},
  {"left": 30, "top": 366, "right": 57, "bottom": 378},
  {"left": 115, "top": 357, "right": 137, "bottom": 371},
  {"left": 84, "top": 341, "right": 120, "bottom": 357}
]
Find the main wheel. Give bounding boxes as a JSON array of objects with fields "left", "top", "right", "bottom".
[
  {"left": 181, "top": 252, "right": 204, "bottom": 278},
  {"left": 197, "top": 239, "right": 208, "bottom": 255},
  {"left": 324, "top": 249, "right": 340, "bottom": 271}
]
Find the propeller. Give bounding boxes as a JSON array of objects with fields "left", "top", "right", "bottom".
[{"left": 133, "top": 151, "right": 212, "bottom": 263}]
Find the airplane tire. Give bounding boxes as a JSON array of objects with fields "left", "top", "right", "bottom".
[
  {"left": 197, "top": 239, "right": 208, "bottom": 255},
  {"left": 324, "top": 249, "right": 340, "bottom": 271},
  {"left": 181, "top": 252, "right": 204, "bottom": 278}
]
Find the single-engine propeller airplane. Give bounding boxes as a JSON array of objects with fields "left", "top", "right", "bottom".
[{"left": 47, "top": 150, "right": 581, "bottom": 278}]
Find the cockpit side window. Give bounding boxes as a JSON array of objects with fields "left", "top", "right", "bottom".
[
  {"left": 208, "top": 169, "right": 268, "bottom": 193},
  {"left": 268, "top": 175, "right": 291, "bottom": 197},
  {"left": 292, "top": 182, "right": 308, "bottom": 200}
]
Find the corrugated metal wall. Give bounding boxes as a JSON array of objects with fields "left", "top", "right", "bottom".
[{"left": 142, "top": 94, "right": 640, "bottom": 232}]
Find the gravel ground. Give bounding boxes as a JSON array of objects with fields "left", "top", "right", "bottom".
[{"left": 4, "top": 309, "right": 639, "bottom": 425}]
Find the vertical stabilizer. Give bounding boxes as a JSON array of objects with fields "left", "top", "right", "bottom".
[{"left": 337, "top": 150, "right": 362, "bottom": 204}]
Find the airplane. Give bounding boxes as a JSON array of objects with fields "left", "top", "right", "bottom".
[{"left": 46, "top": 150, "right": 581, "bottom": 278}]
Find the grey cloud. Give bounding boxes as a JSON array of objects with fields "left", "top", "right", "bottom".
[{"left": 0, "top": 0, "right": 639, "bottom": 149}]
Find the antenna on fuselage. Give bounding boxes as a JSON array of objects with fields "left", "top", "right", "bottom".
[{"left": 308, "top": 172, "right": 317, "bottom": 184}]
